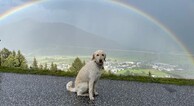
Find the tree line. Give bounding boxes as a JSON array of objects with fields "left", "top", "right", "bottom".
[
  {"left": 0, "top": 48, "right": 59, "bottom": 71},
  {"left": 30, "top": 57, "right": 58, "bottom": 71},
  {"left": 0, "top": 48, "right": 85, "bottom": 73}
]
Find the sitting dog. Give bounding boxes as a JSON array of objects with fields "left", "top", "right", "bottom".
[{"left": 66, "top": 50, "right": 106, "bottom": 100}]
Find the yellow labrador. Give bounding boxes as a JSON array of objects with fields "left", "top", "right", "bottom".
[{"left": 66, "top": 50, "right": 106, "bottom": 100}]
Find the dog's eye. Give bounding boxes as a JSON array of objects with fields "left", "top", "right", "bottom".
[
  {"left": 102, "top": 54, "right": 104, "bottom": 56},
  {"left": 96, "top": 54, "right": 99, "bottom": 56}
]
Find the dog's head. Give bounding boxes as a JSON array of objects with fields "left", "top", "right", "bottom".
[{"left": 92, "top": 50, "right": 106, "bottom": 66}]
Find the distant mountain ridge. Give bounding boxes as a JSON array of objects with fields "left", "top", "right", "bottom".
[{"left": 0, "top": 19, "right": 124, "bottom": 55}]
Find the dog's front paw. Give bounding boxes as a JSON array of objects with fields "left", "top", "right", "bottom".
[
  {"left": 90, "top": 96, "right": 94, "bottom": 100},
  {"left": 94, "top": 92, "right": 99, "bottom": 96}
]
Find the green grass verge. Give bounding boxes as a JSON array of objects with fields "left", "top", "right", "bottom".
[
  {"left": 101, "top": 73, "right": 194, "bottom": 86},
  {"left": 117, "top": 69, "right": 169, "bottom": 77},
  {"left": 0, "top": 67, "right": 194, "bottom": 86},
  {"left": 0, "top": 67, "right": 76, "bottom": 77}
]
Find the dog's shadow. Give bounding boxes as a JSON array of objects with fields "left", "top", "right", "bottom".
[
  {"left": 76, "top": 96, "right": 96, "bottom": 105},
  {"left": 67, "top": 91, "right": 97, "bottom": 105}
]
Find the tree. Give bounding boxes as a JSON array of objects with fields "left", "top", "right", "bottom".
[
  {"left": 50, "top": 62, "right": 54, "bottom": 71},
  {"left": 50, "top": 62, "right": 58, "bottom": 71},
  {"left": 1, "top": 48, "right": 11, "bottom": 59},
  {"left": 3, "top": 51, "right": 18, "bottom": 67},
  {"left": 32, "top": 57, "right": 38, "bottom": 70},
  {"left": 54, "top": 64, "right": 58, "bottom": 71},
  {"left": 12, "top": 50, "right": 16, "bottom": 57},
  {"left": 39, "top": 64, "right": 43, "bottom": 70},
  {"left": 15, "top": 50, "right": 27, "bottom": 68},
  {"left": 44, "top": 63, "right": 48, "bottom": 70},
  {"left": 69, "top": 57, "right": 85, "bottom": 74},
  {"left": 2, "top": 54, "right": 16, "bottom": 67},
  {"left": 0, "top": 48, "right": 11, "bottom": 66}
]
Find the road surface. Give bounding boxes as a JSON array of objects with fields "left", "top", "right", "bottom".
[{"left": 0, "top": 73, "right": 194, "bottom": 106}]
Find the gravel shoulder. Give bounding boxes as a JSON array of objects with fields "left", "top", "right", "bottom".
[{"left": 0, "top": 73, "right": 194, "bottom": 106}]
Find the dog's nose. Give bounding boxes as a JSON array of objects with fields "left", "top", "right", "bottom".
[{"left": 99, "top": 59, "right": 103, "bottom": 63}]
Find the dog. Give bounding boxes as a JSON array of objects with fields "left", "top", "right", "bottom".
[{"left": 66, "top": 50, "right": 106, "bottom": 100}]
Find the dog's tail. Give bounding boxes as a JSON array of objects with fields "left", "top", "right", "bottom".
[{"left": 66, "top": 81, "right": 76, "bottom": 92}]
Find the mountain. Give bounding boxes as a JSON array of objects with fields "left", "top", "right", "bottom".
[{"left": 0, "top": 20, "right": 124, "bottom": 55}]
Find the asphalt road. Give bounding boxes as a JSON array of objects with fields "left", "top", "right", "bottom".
[{"left": 0, "top": 73, "right": 194, "bottom": 106}]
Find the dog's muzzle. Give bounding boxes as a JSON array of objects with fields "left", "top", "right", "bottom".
[
  {"left": 99, "top": 59, "right": 103, "bottom": 64},
  {"left": 95, "top": 59, "right": 103, "bottom": 66}
]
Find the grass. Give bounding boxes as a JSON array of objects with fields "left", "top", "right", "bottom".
[
  {"left": 0, "top": 67, "right": 194, "bottom": 86},
  {"left": 116, "top": 69, "right": 169, "bottom": 77},
  {"left": 101, "top": 73, "right": 194, "bottom": 86},
  {"left": 0, "top": 67, "right": 76, "bottom": 77}
]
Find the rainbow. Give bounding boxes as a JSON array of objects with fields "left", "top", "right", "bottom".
[
  {"left": 109, "top": 0, "right": 194, "bottom": 64},
  {"left": 0, "top": 0, "right": 193, "bottom": 64},
  {"left": 0, "top": 0, "right": 44, "bottom": 21}
]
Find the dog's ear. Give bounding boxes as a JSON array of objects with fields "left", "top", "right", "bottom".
[{"left": 92, "top": 53, "right": 95, "bottom": 60}]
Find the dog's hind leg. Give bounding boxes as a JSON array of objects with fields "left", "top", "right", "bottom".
[{"left": 76, "top": 82, "right": 89, "bottom": 96}]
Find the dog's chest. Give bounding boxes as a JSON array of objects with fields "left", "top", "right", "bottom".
[
  {"left": 95, "top": 71, "right": 101, "bottom": 79},
  {"left": 87, "top": 61, "right": 102, "bottom": 80},
  {"left": 90, "top": 69, "right": 101, "bottom": 80}
]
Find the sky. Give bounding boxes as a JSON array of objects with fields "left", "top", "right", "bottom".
[
  {"left": 121, "top": 0, "right": 194, "bottom": 54},
  {"left": 0, "top": 0, "right": 194, "bottom": 55}
]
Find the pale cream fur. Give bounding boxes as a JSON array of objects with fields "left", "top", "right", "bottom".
[{"left": 66, "top": 50, "right": 106, "bottom": 100}]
